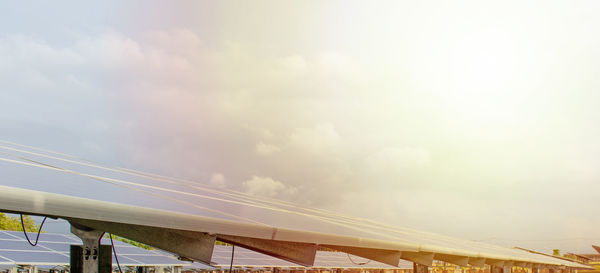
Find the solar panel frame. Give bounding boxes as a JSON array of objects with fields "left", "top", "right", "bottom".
[
  {"left": 0, "top": 141, "right": 593, "bottom": 271},
  {"left": 2, "top": 183, "right": 586, "bottom": 269},
  {"left": 0, "top": 231, "right": 188, "bottom": 267},
  {"left": 0, "top": 251, "right": 68, "bottom": 264}
]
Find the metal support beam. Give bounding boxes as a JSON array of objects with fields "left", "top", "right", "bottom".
[
  {"left": 435, "top": 254, "right": 470, "bottom": 267},
  {"left": 218, "top": 234, "right": 317, "bottom": 267},
  {"left": 323, "top": 245, "right": 402, "bottom": 267},
  {"left": 402, "top": 252, "right": 434, "bottom": 266},
  {"left": 469, "top": 258, "right": 486, "bottom": 267},
  {"left": 513, "top": 262, "right": 527, "bottom": 268},
  {"left": 487, "top": 260, "right": 505, "bottom": 267},
  {"left": 70, "top": 224, "right": 111, "bottom": 273},
  {"left": 491, "top": 265, "right": 504, "bottom": 273},
  {"left": 69, "top": 218, "right": 216, "bottom": 264},
  {"left": 413, "top": 262, "right": 429, "bottom": 273}
]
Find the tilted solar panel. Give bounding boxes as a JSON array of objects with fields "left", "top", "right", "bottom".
[
  {"left": 125, "top": 255, "right": 185, "bottom": 266},
  {"left": 0, "top": 231, "right": 186, "bottom": 267},
  {"left": 0, "top": 251, "right": 68, "bottom": 264},
  {"left": 0, "top": 142, "right": 593, "bottom": 270}
]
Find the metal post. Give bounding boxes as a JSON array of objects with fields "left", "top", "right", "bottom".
[
  {"left": 414, "top": 263, "right": 429, "bottom": 273},
  {"left": 70, "top": 223, "right": 112, "bottom": 273}
]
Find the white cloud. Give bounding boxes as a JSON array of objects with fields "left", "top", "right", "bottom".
[
  {"left": 209, "top": 173, "right": 226, "bottom": 189},
  {"left": 288, "top": 123, "right": 341, "bottom": 155},
  {"left": 4, "top": 13, "right": 600, "bottom": 254},
  {"left": 255, "top": 142, "right": 280, "bottom": 156},
  {"left": 242, "top": 176, "right": 297, "bottom": 197}
]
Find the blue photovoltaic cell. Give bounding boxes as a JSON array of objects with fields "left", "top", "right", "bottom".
[
  {"left": 37, "top": 243, "right": 71, "bottom": 252},
  {"left": 36, "top": 265, "right": 68, "bottom": 270},
  {"left": 0, "top": 251, "right": 68, "bottom": 263},
  {"left": 0, "top": 232, "right": 19, "bottom": 240},
  {"left": 9, "top": 233, "right": 80, "bottom": 243},
  {"left": 211, "top": 257, "right": 232, "bottom": 264},
  {"left": 0, "top": 256, "right": 13, "bottom": 262},
  {"left": 184, "top": 263, "right": 215, "bottom": 270},
  {"left": 100, "top": 238, "right": 133, "bottom": 246},
  {"left": 0, "top": 240, "right": 43, "bottom": 251},
  {"left": 109, "top": 255, "right": 141, "bottom": 265},
  {"left": 113, "top": 246, "right": 155, "bottom": 255},
  {"left": 124, "top": 255, "right": 180, "bottom": 265}
]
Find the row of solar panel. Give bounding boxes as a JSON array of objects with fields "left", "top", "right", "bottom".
[
  {"left": 0, "top": 231, "right": 412, "bottom": 269},
  {"left": 203, "top": 245, "right": 412, "bottom": 269},
  {"left": 0, "top": 231, "right": 184, "bottom": 266},
  {"left": 0, "top": 145, "right": 588, "bottom": 269}
]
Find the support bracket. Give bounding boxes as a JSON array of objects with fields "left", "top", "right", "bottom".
[
  {"left": 218, "top": 234, "right": 317, "bottom": 267},
  {"left": 435, "top": 254, "right": 470, "bottom": 267},
  {"left": 68, "top": 218, "right": 216, "bottom": 264},
  {"left": 70, "top": 223, "right": 111, "bottom": 273},
  {"left": 402, "top": 252, "right": 434, "bottom": 266},
  {"left": 323, "top": 245, "right": 402, "bottom": 267},
  {"left": 469, "top": 258, "right": 486, "bottom": 267}
]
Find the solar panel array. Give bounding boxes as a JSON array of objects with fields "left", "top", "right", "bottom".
[
  {"left": 0, "top": 230, "right": 185, "bottom": 267},
  {"left": 208, "top": 245, "right": 413, "bottom": 269},
  {"left": 0, "top": 231, "right": 411, "bottom": 270},
  {"left": 0, "top": 141, "right": 592, "bottom": 269}
]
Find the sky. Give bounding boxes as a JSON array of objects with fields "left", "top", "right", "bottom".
[{"left": 1, "top": 0, "right": 600, "bottom": 254}]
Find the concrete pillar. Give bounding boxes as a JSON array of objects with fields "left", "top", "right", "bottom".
[{"left": 154, "top": 267, "right": 164, "bottom": 273}]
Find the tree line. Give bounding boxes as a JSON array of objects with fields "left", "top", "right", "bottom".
[{"left": 0, "top": 212, "right": 40, "bottom": 231}]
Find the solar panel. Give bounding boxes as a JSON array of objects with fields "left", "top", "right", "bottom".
[
  {"left": 0, "top": 251, "right": 68, "bottom": 264},
  {"left": 0, "top": 141, "right": 593, "bottom": 270},
  {"left": 124, "top": 255, "right": 181, "bottom": 265},
  {"left": 2, "top": 232, "right": 80, "bottom": 244},
  {"left": 183, "top": 263, "right": 215, "bottom": 271},
  {"left": 111, "top": 247, "right": 157, "bottom": 255},
  {"left": 110, "top": 255, "right": 143, "bottom": 266},
  {"left": 0, "top": 231, "right": 187, "bottom": 267},
  {"left": 208, "top": 245, "right": 412, "bottom": 269},
  {"left": 36, "top": 243, "right": 71, "bottom": 252},
  {"left": 0, "top": 232, "right": 19, "bottom": 240},
  {"left": 0, "top": 240, "right": 45, "bottom": 251},
  {"left": 99, "top": 238, "right": 137, "bottom": 246}
]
